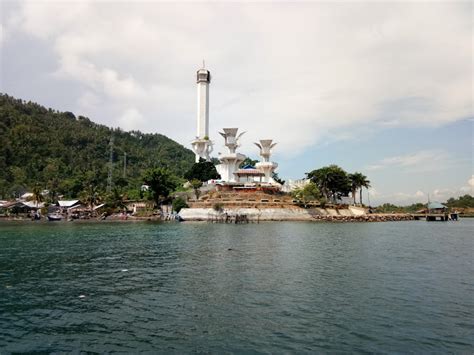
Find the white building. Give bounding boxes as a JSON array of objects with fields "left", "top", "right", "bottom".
[{"left": 190, "top": 65, "right": 281, "bottom": 187}]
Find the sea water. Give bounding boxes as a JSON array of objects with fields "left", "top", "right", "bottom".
[{"left": 0, "top": 220, "right": 473, "bottom": 352}]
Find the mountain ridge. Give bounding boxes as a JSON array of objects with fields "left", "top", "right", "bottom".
[{"left": 0, "top": 93, "right": 194, "bottom": 198}]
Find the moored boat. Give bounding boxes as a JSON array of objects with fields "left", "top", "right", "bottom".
[{"left": 47, "top": 213, "right": 62, "bottom": 221}]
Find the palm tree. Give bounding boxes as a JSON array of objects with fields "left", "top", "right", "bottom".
[
  {"left": 80, "top": 184, "right": 101, "bottom": 211},
  {"left": 31, "top": 184, "right": 44, "bottom": 208},
  {"left": 349, "top": 172, "right": 370, "bottom": 205},
  {"left": 349, "top": 174, "right": 358, "bottom": 205}
]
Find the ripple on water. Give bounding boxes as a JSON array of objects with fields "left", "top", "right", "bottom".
[{"left": 0, "top": 220, "right": 473, "bottom": 352}]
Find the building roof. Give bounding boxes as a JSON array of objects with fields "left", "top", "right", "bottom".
[
  {"left": 21, "top": 192, "right": 33, "bottom": 199},
  {"left": 23, "top": 201, "right": 45, "bottom": 209},
  {"left": 234, "top": 168, "right": 265, "bottom": 176},
  {"left": 428, "top": 202, "right": 446, "bottom": 209},
  {"left": 58, "top": 200, "right": 80, "bottom": 207}
]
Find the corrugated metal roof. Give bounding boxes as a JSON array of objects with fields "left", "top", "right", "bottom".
[
  {"left": 428, "top": 202, "right": 446, "bottom": 209},
  {"left": 23, "top": 201, "right": 45, "bottom": 209},
  {"left": 58, "top": 200, "right": 80, "bottom": 207}
]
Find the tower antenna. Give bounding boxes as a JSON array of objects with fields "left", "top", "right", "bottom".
[
  {"left": 123, "top": 152, "right": 127, "bottom": 179},
  {"left": 107, "top": 136, "right": 114, "bottom": 193},
  {"left": 203, "top": 59, "right": 205, "bottom": 68}
]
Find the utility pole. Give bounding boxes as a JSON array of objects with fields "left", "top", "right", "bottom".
[{"left": 107, "top": 136, "right": 114, "bottom": 194}]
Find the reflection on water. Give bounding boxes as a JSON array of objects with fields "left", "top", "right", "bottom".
[{"left": 0, "top": 220, "right": 473, "bottom": 352}]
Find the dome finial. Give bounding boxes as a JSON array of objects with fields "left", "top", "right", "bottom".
[{"left": 202, "top": 59, "right": 205, "bottom": 68}]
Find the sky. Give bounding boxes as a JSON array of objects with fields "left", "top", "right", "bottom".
[{"left": 0, "top": 0, "right": 472, "bottom": 205}]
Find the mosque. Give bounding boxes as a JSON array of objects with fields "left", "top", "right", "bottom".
[{"left": 190, "top": 65, "right": 280, "bottom": 189}]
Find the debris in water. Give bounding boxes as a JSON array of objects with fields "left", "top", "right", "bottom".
[
  {"left": 121, "top": 269, "right": 128, "bottom": 272},
  {"left": 79, "top": 295, "right": 86, "bottom": 299}
]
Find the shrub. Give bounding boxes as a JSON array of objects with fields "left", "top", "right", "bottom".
[
  {"left": 172, "top": 197, "right": 188, "bottom": 213},
  {"left": 213, "top": 202, "right": 224, "bottom": 212}
]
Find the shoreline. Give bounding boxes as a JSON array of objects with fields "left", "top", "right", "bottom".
[{"left": 178, "top": 207, "right": 415, "bottom": 223}]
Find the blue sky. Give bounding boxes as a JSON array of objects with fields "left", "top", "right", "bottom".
[{"left": 1, "top": 1, "right": 472, "bottom": 205}]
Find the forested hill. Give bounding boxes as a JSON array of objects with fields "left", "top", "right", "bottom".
[{"left": 0, "top": 94, "right": 194, "bottom": 199}]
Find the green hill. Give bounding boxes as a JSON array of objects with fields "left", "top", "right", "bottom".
[{"left": 0, "top": 94, "right": 194, "bottom": 199}]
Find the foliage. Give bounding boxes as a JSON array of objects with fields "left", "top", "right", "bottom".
[
  {"left": 374, "top": 203, "right": 425, "bottom": 213},
  {"left": 143, "top": 167, "right": 179, "bottom": 206},
  {"left": 0, "top": 94, "right": 194, "bottom": 199},
  {"left": 272, "top": 172, "right": 285, "bottom": 185},
  {"left": 374, "top": 195, "right": 474, "bottom": 213},
  {"left": 239, "top": 157, "right": 259, "bottom": 168},
  {"left": 291, "top": 181, "right": 321, "bottom": 208},
  {"left": 105, "top": 187, "right": 126, "bottom": 209},
  {"left": 190, "top": 179, "right": 203, "bottom": 199},
  {"left": 79, "top": 184, "right": 102, "bottom": 210},
  {"left": 31, "top": 184, "right": 44, "bottom": 207},
  {"left": 307, "top": 165, "right": 351, "bottom": 203},
  {"left": 213, "top": 202, "right": 224, "bottom": 212},
  {"left": 348, "top": 172, "right": 371, "bottom": 205},
  {"left": 445, "top": 194, "right": 474, "bottom": 208},
  {"left": 172, "top": 197, "right": 188, "bottom": 213},
  {"left": 184, "top": 159, "right": 221, "bottom": 182}
]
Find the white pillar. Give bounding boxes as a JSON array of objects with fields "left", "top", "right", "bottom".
[
  {"left": 196, "top": 68, "right": 210, "bottom": 139},
  {"left": 192, "top": 67, "right": 212, "bottom": 162}
]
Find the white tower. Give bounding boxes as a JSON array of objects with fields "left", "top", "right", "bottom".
[
  {"left": 191, "top": 64, "right": 213, "bottom": 162},
  {"left": 255, "top": 139, "right": 278, "bottom": 184},
  {"left": 215, "top": 128, "right": 246, "bottom": 182}
]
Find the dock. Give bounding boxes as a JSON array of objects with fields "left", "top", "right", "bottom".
[{"left": 412, "top": 213, "right": 459, "bottom": 221}]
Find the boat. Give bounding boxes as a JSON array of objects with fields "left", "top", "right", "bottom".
[{"left": 47, "top": 213, "right": 62, "bottom": 221}]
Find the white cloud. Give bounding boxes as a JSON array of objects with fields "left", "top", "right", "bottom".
[
  {"left": 370, "top": 183, "right": 472, "bottom": 206},
  {"left": 459, "top": 175, "right": 474, "bottom": 194},
  {"left": 414, "top": 190, "right": 425, "bottom": 198},
  {"left": 4, "top": 1, "right": 471, "bottom": 155},
  {"left": 366, "top": 149, "right": 451, "bottom": 172},
  {"left": 118, "top": 108, "right": 144, "bottom": 131}
]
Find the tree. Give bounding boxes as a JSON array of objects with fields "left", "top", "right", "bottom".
[
  {"left": 0, "top": 93, "right": 195, "bottom": 199},
  {"left": 172, "top": 197, "right": 188, "bottom": 213},
  {"left": 272, "top": 172, "right": 285, "bottom": 185},
  {"left": 307, "top": 165, "right": 351, "bottom": 203},
  {"left": 79, "top": 184, "right": 101, "bottom": 210},
  {"left": 31, "top": 184, "right": 44, "bottom": 208},
  {"left": 190, "top": 179, "right": 203, "bottom": 199},
  {"left": 292, "top": 181, "right": 321, "bottom": 208},
  {"left": 105, "top": 187, "right": 125, "bottom": 209},
  {"left": 349, "top": 172, "right": 371, "bottom": 205},
  {"left": 184, "top": 159, "right": 220, "bottom": 182},
  {"left": 445, "top": 194, "right": 474, "bottom": 208},
  {"left": 239, "top": 157, "right": 259, "bottom": 168},
  {"left": 143, "top": 167, "right": 178, "bottom": 206}
]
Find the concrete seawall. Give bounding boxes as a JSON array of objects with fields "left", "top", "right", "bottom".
[{"left": 179, "top": 207, "right": 413, "bottom": 222}]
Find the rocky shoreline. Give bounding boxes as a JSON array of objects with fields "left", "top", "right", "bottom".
[{"left": 179, "top": 207, "right": 414, "bottom": 222}]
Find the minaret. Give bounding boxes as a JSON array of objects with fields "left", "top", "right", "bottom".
[
  {"left": 191, "top": 63, "right": 213, "bottom": 162},
  {"left": 255, "top": 139, "right": 278, "bottom": 184},
  {"left": 215, "top": 128, "right": 246, "bottom": 182}
]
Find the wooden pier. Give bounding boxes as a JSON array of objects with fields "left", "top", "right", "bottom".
[{"left": 412, "top": 213, "right": 458, "bottom": 221}]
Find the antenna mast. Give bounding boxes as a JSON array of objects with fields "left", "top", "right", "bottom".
[
  {"left": 123, "top": 152, "right": 127, "bottom": 179},
  {"left": 107, "top": 136, "right": 114, "bottom": 193}
]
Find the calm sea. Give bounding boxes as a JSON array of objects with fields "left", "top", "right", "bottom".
[{"left": 0, "top": 220, "right": 473, "bottom": 353}]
